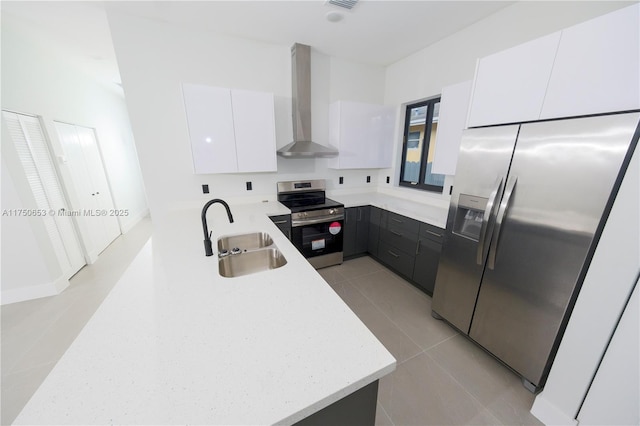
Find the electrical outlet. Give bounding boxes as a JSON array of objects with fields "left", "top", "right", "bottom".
[
  {"left": 339, "top": 177, "right": 344, "bottom": 184},
  {"left": 449, "top": 186, "right": 453, "bottom": 195},
  {"left": 366, "top": 176, "right": 371, "bottom": 183},
  {"left": 202, "top": 184, "right": 209, "bottom": 194},
  {"left": 386, "top": 176, "right": 390, "bottom": 184},
  {"left": 246, "top": 182, "right": 252, "bottom": 191}
]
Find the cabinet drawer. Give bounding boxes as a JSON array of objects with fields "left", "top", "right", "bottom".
[
  {"left": 385, "top": 211, "right": 420, "bottom": 234},
  {"left": 380, "top": 227, "right": 418, "bottom": 255},
  {"left": 378, "top": 241, "right": 415, "bottom": 279},
  {"left": 381, "top": 211, "right": 419, "bottom": 254},
  {"left": 419, "top": 222, "right": 444, "bottom": 244}
]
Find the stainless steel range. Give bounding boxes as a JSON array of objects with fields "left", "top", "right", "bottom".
[{"left": 277, "top": 180, "right": 344, "bottom": 269}]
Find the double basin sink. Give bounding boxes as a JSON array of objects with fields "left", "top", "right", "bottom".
[{"left": 217, "top": 232, "right": 287, "bottom": 277}]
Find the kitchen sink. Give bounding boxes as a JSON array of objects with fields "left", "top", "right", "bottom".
[
  {"left": 217, "top": 232, "right": 274, "bottom": 252},
  {"left": 218, "top": 247, "right": 287, "bottom": 278}
]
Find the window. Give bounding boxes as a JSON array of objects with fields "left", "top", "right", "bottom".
[{"left": 399, "top": 98, "right": 445, "bottom": 192}]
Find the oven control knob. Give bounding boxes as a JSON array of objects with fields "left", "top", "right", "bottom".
[
  {"left": 329, "top": 208, "right": 336, "bottom": 215},
  {"left": 303, "top": 212, "right": 308, "bottom": 218}
]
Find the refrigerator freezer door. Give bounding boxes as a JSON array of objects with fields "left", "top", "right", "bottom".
[
  {"left": 469, "top": 112, "right": 640, "bottom": 387},
  {"left": 432, "top": 125, "right": 519, "bottom": 333}
]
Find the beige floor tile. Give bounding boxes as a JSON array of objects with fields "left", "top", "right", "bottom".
[
  {"left": 351, "top": 269, "right": 458, "bottom": 350},
  {"left": 353, "top": 304, "right": 422, "bottom": 363},
  {"left": 328, "top": 279, "right": 422, "bottom": 363},
  {"left": 328, "top": 279, "right": 375, "bottom": 315},
  {"left": 329, "top": 255, "right": 386, "bottom": 280},
  {"left": 426, "top": 333, "right": 521, "bottom": 405},
  {"left": 425, "top": 334, "right": 542, "bottom": 425},
  {"left": 378, "top": 353, "right": 495, "bottom": 426},
  {"left": 484, "top": 382, "right": 542, "bottom": 425},
  {"left": 375, "top": 402, "right": 394, "bottom": 426},
  {"left": 317, "top": 265, "right": 348, "bottom": 285}
]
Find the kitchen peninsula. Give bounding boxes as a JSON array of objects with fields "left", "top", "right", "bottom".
[{"left": 14, "top": 201, "right": 396, "bottom": 425}]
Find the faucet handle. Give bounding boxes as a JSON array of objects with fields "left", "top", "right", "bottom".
[{"left": 204, "top": 238, "right": 214, "bottom": 257}]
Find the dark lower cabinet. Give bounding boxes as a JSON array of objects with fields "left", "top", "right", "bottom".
[
  {"left": 412, "top": 237, "right": 443, "bottom": 295},
  {"left": 378, "top": 241, "right": 415, "bottom": 279},
  {"left": 269, "top": 214, "right": 291, "bottom": 239},
  {"left": 367, "top": 206, "right": 382, "bottom": 257},
  {"left": 366, "top": 207, "right": 444, "bottom": 296},
  {"left": 344, "top": 206, "right": 370, "bottom": 259},
  {"left": 294, "top": 380, "right": 378, "bottom": 426}
]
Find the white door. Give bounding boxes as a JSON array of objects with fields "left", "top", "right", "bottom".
[
  {"left": 75, "top": 126, "right": 120, "bottom": 245},
  {"left": 2, "top": 111, "right": 86, "bottom": 277},
  {"left": 55, "top": 121, "right": 120, "bottom": 257}
]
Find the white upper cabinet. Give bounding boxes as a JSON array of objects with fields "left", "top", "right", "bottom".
[
  {"left": 328, "top": 100, "right": 396, "bottom": 169},
  {"left": 467, "top": 4, "right": 640, "bottom": 128},
  {"left": 182, "top": 83, "right": 277, "bottom": 174},
  {"left": 540, "top": 3, "right": 640, "bottom": 119},
  {"left": 231, "top": 89, "right": 277, "bottom": 173},
  {"left": 432, "top": 80, "right": 472, "bottom": 176},
  {"left": 467, "top": 32, "right": 561, "bottom": 128}
]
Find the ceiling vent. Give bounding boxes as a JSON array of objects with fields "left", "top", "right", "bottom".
[{"left": 325, "top": 0, "right": 358, "bottom": 10}]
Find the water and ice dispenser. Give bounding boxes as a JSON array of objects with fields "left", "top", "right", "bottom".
[{"left": 452, "top": 194, "right": 488, "bottom": 241}]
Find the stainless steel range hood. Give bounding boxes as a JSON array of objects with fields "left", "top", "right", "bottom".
[{"left": 277, "top": 43, "right": 338, "bottom": 158}]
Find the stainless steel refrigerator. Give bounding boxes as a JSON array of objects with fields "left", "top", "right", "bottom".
[{"left": 432, "top": 112, "right": 640, "bottom": 392}]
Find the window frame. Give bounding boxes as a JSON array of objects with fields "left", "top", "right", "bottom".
[{"left": 398, "top": 97, "right": 444, "bottom": 193}]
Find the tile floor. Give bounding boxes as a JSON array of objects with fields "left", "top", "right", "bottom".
[
  {"left": 319, "top": 256, "right": 543, "bottom": 426},
  {"left": 2, "top": 225, "right": 541, "bottom": 426},
  {"left": 1, "top": 216, "right": 153, "bottom": 425}
]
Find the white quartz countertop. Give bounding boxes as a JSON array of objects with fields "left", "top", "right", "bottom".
[
  {"left": 328, "top": 191, "right": 449, "bottom": 229},
  {"left": 14, "top": 201, "right": 396, "bottom": 425}
]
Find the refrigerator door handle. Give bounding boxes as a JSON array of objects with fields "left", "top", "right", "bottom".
[
  {"left": 488, "top": 176, "right": 517, "bottom": 270},
  {"left": 476, "top": 177, "right": 504, "bottom": 265}
]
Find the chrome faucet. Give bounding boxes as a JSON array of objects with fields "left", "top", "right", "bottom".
[{"left": 201, "top": 199, "right": 234, "bottom": 256}]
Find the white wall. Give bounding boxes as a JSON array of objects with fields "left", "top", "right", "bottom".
[
  {"left": 1, "top": 12, "right": 148, "bottom": 303},
  {"left": 106, "top": 8, "right": 388, "bottom": 223},
  {"left": 380, "top": 1, "right": 635, "bottom": 204}
]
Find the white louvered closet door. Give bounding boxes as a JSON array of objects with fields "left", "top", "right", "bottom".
[
  {"left": 54, "top": 122, "right": 120, "bottom": 256},
  {"left": 2, "top": 111, "right": 86, "bottom": 277}
]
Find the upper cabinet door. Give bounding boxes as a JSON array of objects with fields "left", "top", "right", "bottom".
[
  {"left": 432, "top": 80, "right": 472, "bottom": 175},
  {"left": 540, "top": 4, "right": 640, "bottom": 119},
  {"left": 328, "top": 101, "right": 395, "bottom": 169},
  {"left": 231, "top": 89, "right": 277, "bottom": 173},
  {"left": 467, "top": 32, "right": 561, "bottom": 128},
  {"left": 182, "top": 83, "right": 237, "bottom": 174}
]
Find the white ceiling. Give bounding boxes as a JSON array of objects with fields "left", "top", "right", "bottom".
[{"left": 2, "top": 1, "right": 515, "bottom": 86}]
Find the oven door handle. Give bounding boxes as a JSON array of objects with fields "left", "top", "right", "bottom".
[{"left": 292, "top": 214, "right": 344, "bottom": 227}]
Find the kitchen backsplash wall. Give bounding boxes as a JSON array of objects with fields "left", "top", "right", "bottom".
[{"left": 107, "top": 6, "right": 388, "bottom": 220}]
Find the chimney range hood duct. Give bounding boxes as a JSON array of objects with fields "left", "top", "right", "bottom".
[{"left": 277, "top": 43, "right": 338, "bottom": 158}]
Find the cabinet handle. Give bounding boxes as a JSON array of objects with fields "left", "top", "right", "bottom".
[
  {"left": 358, "top": 209, "right": 362, "bottom": 221},
  {"left": 272, "top": 220, "right": 288, "bottom": 225},
  {"left": 387, "top": 250, "right": 400, "bottom": 259},
  {"left": 416, "top": 239, "right": 421, "bottom": 255},
  {"left": 425, "top": 230, "right": 442, "bottom": 238},
  {"left": 390, "top": 230, "right": 403, "bottom": 237},
  {"left": 391, "top": 218, "right": 403, "bottom": 224}
]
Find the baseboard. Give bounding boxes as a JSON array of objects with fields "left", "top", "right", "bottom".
[
  {"left": 531, "top": 392, "right": 579, "bottom": 426},
  {"left": 119, "top": 208, "right": 150, "bottom": 234},
  {"left": 1, "top": 275, "right": 70, "bottom": 305}
]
